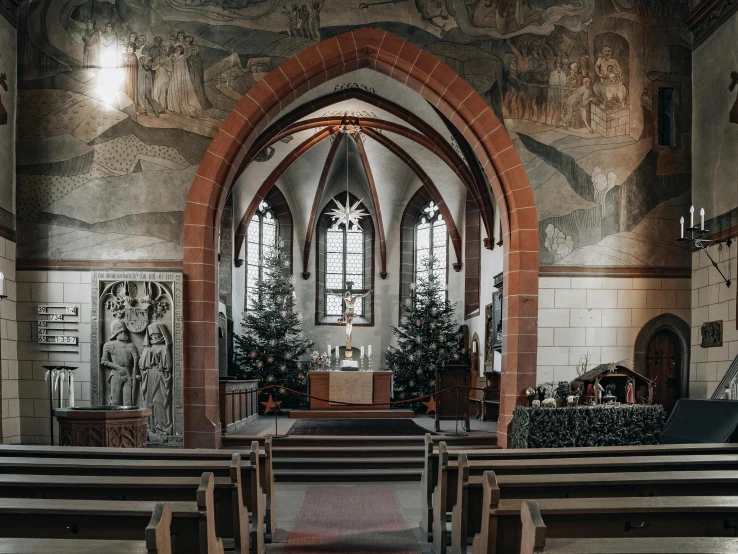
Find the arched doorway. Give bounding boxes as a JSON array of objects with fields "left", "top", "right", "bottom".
[
  {"left": 634, "top": 314, "right": 690, "bottom": 412},
  {"left": 182, "top": 29, "right": 538, "bottom": 448},
  {"left": 645, "top": 329, "right": 682, "bottom": 412}
]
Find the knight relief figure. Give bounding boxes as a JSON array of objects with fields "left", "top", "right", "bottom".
[
  {"left": 101, "top": 319, "right": 140, "bottom": 406},
  {"left": 140, "top": 322, "right": 174, "bottom": 441}
]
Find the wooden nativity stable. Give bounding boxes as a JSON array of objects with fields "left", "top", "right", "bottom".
[{"left": 572, "top": 360, "right": 652, "bottom": 406}]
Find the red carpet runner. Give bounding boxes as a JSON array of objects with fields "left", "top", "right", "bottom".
[{"left": 285, "top": 486, "right": 422, "bottom": 553}]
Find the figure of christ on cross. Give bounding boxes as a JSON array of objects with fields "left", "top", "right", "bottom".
[{"left": 327, "top": 281, "right": 372, "bottom": 357}]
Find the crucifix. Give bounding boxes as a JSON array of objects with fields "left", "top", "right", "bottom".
[{"left": 327, "top": 281, "right": 371, "bottom": 359}]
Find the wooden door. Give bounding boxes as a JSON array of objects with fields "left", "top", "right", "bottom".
[{"left": 646, "top": 329, "right": 681, "bottom": 412}]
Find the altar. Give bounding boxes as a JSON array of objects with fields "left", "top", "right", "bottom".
[{"left": 307, "top": 371, "right": 393, "bottom": 410}]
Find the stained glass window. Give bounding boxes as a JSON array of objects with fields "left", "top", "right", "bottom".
[
  {"left": 324, "top": 202, "right": 367, "bottom": 317},
  {"left": 415, "top": 201, "right": 447, "bottom": 288},
  {"left": 246, "top": 201, "right": 277, "bottom": 310}
]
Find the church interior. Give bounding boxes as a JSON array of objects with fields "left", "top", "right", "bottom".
[{"left": 1, "top": 0, "right": 738, "bottom": 552}]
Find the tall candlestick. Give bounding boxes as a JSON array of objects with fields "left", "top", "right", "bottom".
[
  {"left": 335, "top": 346, "right": 339, "bottom": 360},
  {"left": 360, "top": 346, "right": 364, "bottom": 359},
  {"left": 700, "top": 208, "right": 705, "bottom": 231},
  {"left": 690, "top": 205, "right": 694, "bottom": 228},
  {"left": 368, "top": 345, "right": 372, "bottom": 357},
  {"left": 0, "top": 272, "right": 4, "bottom": 297},
  {"left": 680, "top": 217, "right": 684, "bottom": 239},
  {"left": 473, "top": 341, "right": 477, "bottom": 354},
  {"left": 327, "top": 345, "right": 331, "bottom": 360}
]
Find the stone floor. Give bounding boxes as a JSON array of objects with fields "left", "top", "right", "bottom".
[
  {"left": 232, "top": 413, "right": 497, "bottom": 436},
  {"left": 265, "top": 481, "right": 433, "bottom": 553}
]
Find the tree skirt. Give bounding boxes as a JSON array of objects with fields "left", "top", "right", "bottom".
[
  {"left": 285, "top": 418, "right": 432, "bottom": 436},
  {"left": 285, "top": 486, "right": 421, "bottom": 553}
]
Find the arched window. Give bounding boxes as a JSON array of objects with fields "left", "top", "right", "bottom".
[
  {"left": 245, "top": 200, "right": 278, "bottom": 310},
  {"left": 316, "top": 193, "right": 374, "bottom": 324},
  {"left": 415, "top": 201, "right": 447, "bottom": 286}
]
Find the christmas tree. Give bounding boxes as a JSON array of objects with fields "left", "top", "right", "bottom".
[
  {"left": 387, "top": 255, "right": 469, "bottom": 409},
  {"left": 234, "top": 241, "right": 313, "bottom": 409}
]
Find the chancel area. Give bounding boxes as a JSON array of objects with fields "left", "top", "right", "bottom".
[{"left": 1, "top": 0, "right": 738, "bottom": 552}]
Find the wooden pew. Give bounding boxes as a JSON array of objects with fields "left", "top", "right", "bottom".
[
  {"left": 0, "top": 445, "right": 264, "bottom": 554},
  {"left": 420, "top": 433, "right": 738, "bottom": 539},
  {"left": 451, "top": 458, "right": 738, "bottom": 554},
  {"left": 519, "top": 500, "right": 738, "bottom": 554},
  {"left": 474, "top": 486, "right": 738, "bottom": 554},
  {"left": 0, "top": 454, "right": 251, "bottom": 554},
  {"left": 0, "top": 437, "right": 276, "bottom": 541},
  {"left": 0, "top": 501, "right": 173, "bottom": 554},
  {"left": 0, "top": 473, "right": 224, "bottom": 554}
]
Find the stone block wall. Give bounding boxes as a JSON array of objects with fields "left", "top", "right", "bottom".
[
  {"left": 15, "top": 270, "right": 92, "bottom": 444},
  {"left": 0, "top": 238, "right": 18, "bottom": 444},
  {"left": 690, "top": 246, "right": 738, "bottom": 398},
  {"left": 537, "top": 275, "right": 691, "bottom": 384}
]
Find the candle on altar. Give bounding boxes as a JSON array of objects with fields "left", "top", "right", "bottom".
[
  {"left": 473, "top": 341, "right": 477, "bottom": 353},
  {"left": 335, "top": 346, "right": 339, "bottom": 359},
  {"left": 700, "top": 208, "right": 705, "bottom": 231},
  {"left": 360, "top": 346, "right": 364, "bottom": 359},
  {"left": 368, "top": 345, "right": 372, "bottom": 357},
  {"left": 680, "top": 217, "right": 684, "bottom": 238},
  {"left": 327, "top": 345, "right": 331, "bottom": 359},
  {"left": 690, "top": 205, "right": 695, "bottom": 228}
]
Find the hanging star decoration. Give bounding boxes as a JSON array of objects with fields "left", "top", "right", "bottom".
[
  {"left": 261, "top": 394, "right": 282, "bottom": 414},
  {"left": 422, "top": 395, "right": 437, "bottom": 415},
  {"left": 329, "top": 194, "right": 368, "bottom": 231}
]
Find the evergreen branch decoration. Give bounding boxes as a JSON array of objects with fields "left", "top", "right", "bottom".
[
  {"left": 386, "top": 255, "right": 469, "bottom": 410},
  {"left": 509, "top": 404, "right": 667, "bottom": 449},
  {"left": 234, "top": 240, "right": 314, "bottom": 409}
]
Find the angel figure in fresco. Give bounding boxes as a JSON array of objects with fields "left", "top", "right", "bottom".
[{"left": 140, "top": 322, "right": 174, "bottom": 439}]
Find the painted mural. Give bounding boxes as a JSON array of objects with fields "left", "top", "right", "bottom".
[{"left": 15, "top": 0, "right": 691, "bottom": 266}]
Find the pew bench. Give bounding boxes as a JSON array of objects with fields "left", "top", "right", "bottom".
[
  {"left": 451, "top": 461, "right": 738, "bottom": 554},
  {"left": 0, "top": 447, "right": 264, "bottom": 554},
  {"left": 0, "top": 435, "right": 276, "bottom": 541},
  {"left": 420, "top": 434, "right": 738, "bottom": 539},
  {"left": 0, "top": 453, "right": 251, "bottom": 554},
  {"left": 520, "top": 500, "right": 738, "bottom": 554},
  {"left": 0, "top": 501, "right": 173, "bottom": 554},
  {"left": 474, "top": 485, "right": 738, "bottom": 554},
  {"left": 0, "top": 474, "right": 223, "bottom": 554}
]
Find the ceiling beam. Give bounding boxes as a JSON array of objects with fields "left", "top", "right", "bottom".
[
  {"left": 353, "top": 133, "right": 388, "bottom": 279},
  {"left": 234, "top": 126, "right": 339, "bottom": 264},
  {"left": 301, "top": 132, "right": 345, "bottom": 279},
  {"left": 361, "top": 127, "right": 464, "bottom": 270}
]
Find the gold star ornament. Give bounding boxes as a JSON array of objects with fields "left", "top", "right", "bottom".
[
  {"left": 261, "top": 394, "right": 282, "bottom": 414},
  {"left": 329, "top": 194, "right": 368, "bottom": 231},
  {"left": 422, "top": 396, "right": 437, "bottom": 415}
]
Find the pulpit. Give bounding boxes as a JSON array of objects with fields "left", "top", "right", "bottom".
[
  {"left": 434, "top": 362, "right": 471, "bottom": 432},
  {"left": 308, "top": 371, "right": 392, "bottom": 410}
]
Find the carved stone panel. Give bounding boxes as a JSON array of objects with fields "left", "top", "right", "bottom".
[
  {"left": 91, "top": 271, "right": 183, "bottom": 447},
  {"left": 701, "top": 320, "right": 723, "bottom": 348}
]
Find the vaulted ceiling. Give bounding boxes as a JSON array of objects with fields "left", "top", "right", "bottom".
[{"left": 230, "top": 68, "right": 496, "bottom": 276}]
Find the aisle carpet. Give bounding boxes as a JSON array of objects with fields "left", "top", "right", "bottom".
[
  {"left": 285, "top": 486, "right": 421, "bottom": 553},
  {"left": 285, "top": 418, "right": 432, "bottom": 436}
]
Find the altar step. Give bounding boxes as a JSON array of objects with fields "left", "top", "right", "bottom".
[{"left": 289, "top": 409, "right": 413, "bottom": 418}]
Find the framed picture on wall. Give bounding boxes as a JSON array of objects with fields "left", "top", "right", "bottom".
[
  {"left": 484, "top": 302, "right": 495, "bottom": 370},
  {"left": 492, "top": 290, "right": 503, "bottom": 352}
]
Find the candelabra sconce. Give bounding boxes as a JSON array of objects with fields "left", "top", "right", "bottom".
[
  {"left": 325, "top": 354, "right": 331, "bottom": 371},
  {"left": 678, "top": 207, "right": 733, "bottom": 288}
]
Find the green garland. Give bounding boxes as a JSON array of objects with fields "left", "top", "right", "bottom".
[{"left": 510, "top": 404, "right": 667, "bottom": 449}]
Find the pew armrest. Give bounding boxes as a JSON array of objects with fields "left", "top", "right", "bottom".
[
  {"left": 145, "top": 502, "right": 172, "bottom": 554},
  {"left": 520, "top": 501, "right": 546, "bottom": 554},
  {"left": 196, "top": 472, "right": 220, "bottom": 554}
]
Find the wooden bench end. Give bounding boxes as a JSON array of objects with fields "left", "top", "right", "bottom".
[
  {"left": 146, "top": 501, "right": 172, "bottom": 554},
  {"left": 520, "top": 501, "right": 546, "bottom": 554}
]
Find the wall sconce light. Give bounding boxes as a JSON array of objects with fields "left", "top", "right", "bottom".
[{"left": 678, "top": 205, "right": 733, "bottom": 288}]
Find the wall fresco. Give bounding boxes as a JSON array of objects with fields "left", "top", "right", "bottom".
[
  {"left": 15, "top": 0, "right": 691, "bottom": 267},
  {"left": 0, "top": 9, "right": 16, "bottom": 236}
]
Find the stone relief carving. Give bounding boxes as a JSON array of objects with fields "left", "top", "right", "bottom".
[
  {"left": 92, "top": 272, "right": 183, "bottom": 447},
  {"left": 701, "top": 320, "right": 724, "bottom": 348}
]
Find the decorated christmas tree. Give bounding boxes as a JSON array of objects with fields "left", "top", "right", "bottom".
[
  {"left": 387, "top": 255, "right": 469, "bottom": 409},
  {"left": 234, "top": 241, "right": 313, "bottom": 409}
]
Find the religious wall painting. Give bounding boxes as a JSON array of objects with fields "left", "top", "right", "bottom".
[
  {"left": 16, "top": 0, "right": 691, "bottom": 267},
  {"left": 91, "top": 271, "right": 184, "bottom": 447}
]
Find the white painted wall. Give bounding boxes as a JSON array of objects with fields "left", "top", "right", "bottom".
[{"left": 690, "top": 246, "right": 738, "bottom": 398}]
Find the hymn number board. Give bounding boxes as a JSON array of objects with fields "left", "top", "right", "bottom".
[{"left": 37, "top": 305, "right": 79, "bottom": 349}]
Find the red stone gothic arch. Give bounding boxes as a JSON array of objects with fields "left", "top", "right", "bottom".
[{"left": 183, "top": 28, "right": 539, "bottom": 448}]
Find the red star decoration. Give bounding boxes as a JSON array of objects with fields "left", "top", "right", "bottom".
[
  {"left": 261, "top": 394, "right": 282, "bottom": 414},
  {"left": 422, "top": 396, "right": 437, "bottom": 415}
]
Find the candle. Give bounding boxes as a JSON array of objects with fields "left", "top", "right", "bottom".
[
  {"left": 680, "top": 217, "right": 684, "bottom": 239},
  {"left": 368, "top": 345, "right": 372, "bottom": 357},
  {"left": 327, "top": 345, "right": 331, "bottom": 359},
  {"left": 335, "top": 346, "right": 340, "bottom": 359},
  {"left": 700, "top": 208, "right": 705, "bottom": 231},
  {"left": 690, "top": 205, "right": 694, "bottom": 228},
  {"left": 360, "top": 346, "right": 364, "bottom": 359},
  {"left": 473, "top": 341, "right": 477, "bottom": 353}
]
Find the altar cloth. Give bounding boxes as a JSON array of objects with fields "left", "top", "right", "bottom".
[{"left": 329, "top": 371, "right": 374, "bottom": 405}]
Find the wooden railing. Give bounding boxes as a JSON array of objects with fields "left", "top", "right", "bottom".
[{"left": 218, "top": 379, "right": 260, "bottom": 434}]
